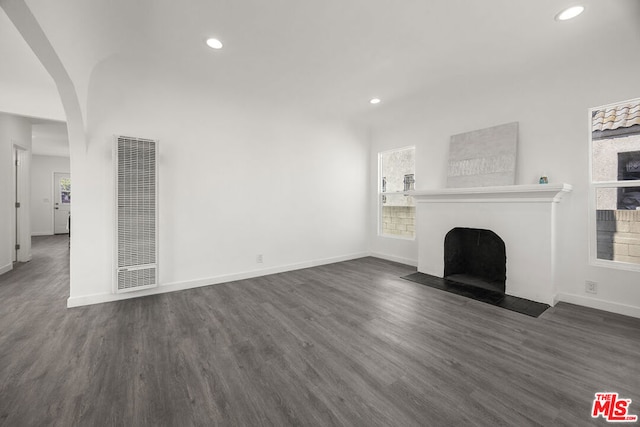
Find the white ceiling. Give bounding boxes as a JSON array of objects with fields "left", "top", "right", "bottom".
[{"left": 2, "top": 0, "right": 640, "bottom": 124}]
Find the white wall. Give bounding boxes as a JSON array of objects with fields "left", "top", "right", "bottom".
[
  {"left": 30, "top": 154, "right": 70, "bottom": 236},
  {"left": 67, "top": 60, "right": 369, "bottom": 306},
  {"left": 366, "top": 60, "right": 640, "bottom": 317},
  {"left": 0, "top": 112, "right": 32, "bottom": 274}
]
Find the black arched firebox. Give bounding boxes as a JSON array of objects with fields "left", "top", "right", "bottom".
[{"left": 443, "top": 227, "right": 506, "bottom": 294}]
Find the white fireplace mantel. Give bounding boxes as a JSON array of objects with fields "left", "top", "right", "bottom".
[
  {"left": 408, "top": 183, "right": 572, "bottom": 203},
  {"left": 409, "top": 183, "right": 572, "bottom": 306}
]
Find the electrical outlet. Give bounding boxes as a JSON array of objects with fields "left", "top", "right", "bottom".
[
  {"left": 585, "top": 281, "right": 598, "bottom": 294},
  {"left": 256, "top": 254, "right": 263, "bottom": 263}
]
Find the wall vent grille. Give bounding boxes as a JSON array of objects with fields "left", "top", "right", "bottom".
[{"left": 115, "top": 136, "right": 158, "bottom": 293}]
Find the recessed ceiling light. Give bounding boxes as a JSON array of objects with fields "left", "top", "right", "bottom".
[
  {"left": 370, "top": 98, "right": 381, "bottom": 105},
  {"left": 206, "top": 38, "right": 223, "bottom": 49},
  {"left": 555, "top": 5, "right": 584, "bottom": 21}
]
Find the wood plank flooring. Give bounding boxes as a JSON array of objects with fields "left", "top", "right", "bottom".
[{"left": 1, "top": 235, "right": 639, "bottom": 426}]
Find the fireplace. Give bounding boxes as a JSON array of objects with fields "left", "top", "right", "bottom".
[
  {"left": 411, "top": 184, "right": 572, "bottom": 305},
  {"left": 444, "top": 227, "right": 506, "bottom": 294}
]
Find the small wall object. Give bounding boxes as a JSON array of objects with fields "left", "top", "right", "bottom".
[{"left": 539, "top": 175, "right": 548, "bottom": 184}]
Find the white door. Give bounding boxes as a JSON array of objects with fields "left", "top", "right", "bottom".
[{"left": 53, "top": 173, "right": 71, "bottom": 234}]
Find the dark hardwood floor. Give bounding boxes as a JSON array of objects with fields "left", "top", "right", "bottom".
[{"left": 1, "top": 235, "right": 639, "bottom": 426}]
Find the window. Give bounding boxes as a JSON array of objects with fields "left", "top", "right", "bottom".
[
  {"left": 590, "top": 99, "right": 640, "bottom": 269},
  {"left": 379, "top": 147, "right": 415, "bottom": 238},
  {"left": 59, "top": 177, "right": 71, "bottom": 204}
]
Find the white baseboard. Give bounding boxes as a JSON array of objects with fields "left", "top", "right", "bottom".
[
  {"left": 67, "top": 251, "right": 369, "bottom": 308},
  {"left": 31, "top": 231, "right": 52, "bottom": 236},
  {"left": 0, "top": 263, "right": 12, "bottom": 275},
  {"left": 369, "top": 252, "right": 418, "bottom": 267},
  {"left": 556, "top": 292, "right": 640, "bottom": 319},
  {"left": 61, "top": 254, "right": 640, "bottom": 319}
]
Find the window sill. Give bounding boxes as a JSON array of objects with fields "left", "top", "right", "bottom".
[{"left": 590, "top": 258, "right": 640, "bottom": 273}]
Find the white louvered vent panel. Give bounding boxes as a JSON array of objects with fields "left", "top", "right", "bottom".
[
  {"left": 117, "top": 267, "right": 156, "bottom": 290},
  {"left": 115, "top": 136, "right": 158, "bottom": 293}
]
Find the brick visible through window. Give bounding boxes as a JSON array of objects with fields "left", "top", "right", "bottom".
[{"left": 379, "top": 147, "right": 415, "bottom": 238}]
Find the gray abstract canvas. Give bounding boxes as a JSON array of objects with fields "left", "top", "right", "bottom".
[{"left": 447, "top": 122, "right": 518, "bottom": 188}]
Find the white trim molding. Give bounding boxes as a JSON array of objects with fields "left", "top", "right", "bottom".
[
  {"left": 557, "top": 292, "right": 640, "bottom": 319},
  {"left": 369, "top": 252, "right": 418, "bottom": 267},
  {"left": 409, "top": 183, "right": 572, "bottom": 204},
  {"left": 68, "top": 252, "right": 369, "bottom": 308}
]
